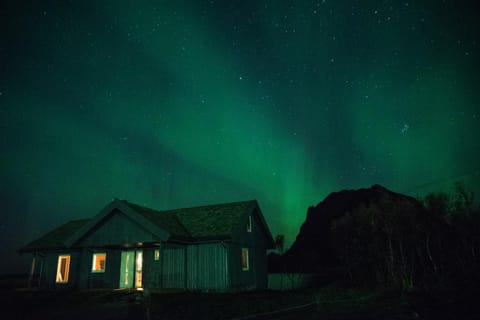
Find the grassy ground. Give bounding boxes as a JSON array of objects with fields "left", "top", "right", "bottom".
[{"left": 0, "top": 284, "right": 477, "bottom": 320}]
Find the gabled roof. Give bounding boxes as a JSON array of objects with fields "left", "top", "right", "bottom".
[
  {"left": 123, "top": 201, "right": 191, "bottom": 239},
  {"left": 130, "top": 200, "right": 258, "bottom": 240},
  {"left": 20, "top": 219, "right": 90, "bottom": 252},
  {"left": 20, "top": 199, "right": 272, "bottom": 252}
]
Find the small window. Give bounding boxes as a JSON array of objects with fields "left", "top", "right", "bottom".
[
  {"left": 247, "top": 215, "right": 252, "bottom": 232},
  {"left": 92, "top": 253, "right": 106, "bottom": 272},
  {"left": 56, "top": 255, "right": 71, "bottom": 283},
  {"left": 241, "top": 248, "right": 249, "bottom": 271},
  {"left": 154, "top": 249, "right": 160, "bottom": 261}
]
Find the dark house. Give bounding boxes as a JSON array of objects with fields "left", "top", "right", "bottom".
[{"left": 20, "top": 199, "right": 274, "bottom": 291}]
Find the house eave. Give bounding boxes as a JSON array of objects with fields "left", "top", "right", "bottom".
[
  {"left": 167, "top": 236, "right": 231, "bottom": 244},
  {"left": 18, "top": 246, "right": 73, "bottom": 254}
]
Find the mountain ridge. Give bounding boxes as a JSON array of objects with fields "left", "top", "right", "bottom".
[{"left": 281, "top": 184, "right": 424, "bottom": 272}]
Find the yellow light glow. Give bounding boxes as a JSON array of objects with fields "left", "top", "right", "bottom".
[
  {"left": 56, "top": 255, "right": 71, "bottom": 283},
  {"left": 136, "top": 252, "right": 143, "bottom": 270},
  {"left": 92, "top": 253, "right": 106, "bottom": 272},
  {"left": 241, "top": 248, "right": 249, "bottom": 271},
  {"left": 135, "top": 251, "right": 143, "bottom": 288}
]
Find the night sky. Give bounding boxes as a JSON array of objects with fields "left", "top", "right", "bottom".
[{"left": 1, "top": 0, "right": 479, "bottom": 274}]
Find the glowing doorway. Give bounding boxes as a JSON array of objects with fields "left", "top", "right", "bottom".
[
  {"left": 120, "top": 250, "right": 143, "bottom": 289},
  {"left": 119, "top": 251, "right": 134, "bottom": 288},
  {"left": 135, "top": 251, "right": 143, "bottom": 288}
]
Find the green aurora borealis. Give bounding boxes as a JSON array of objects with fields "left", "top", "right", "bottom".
[{"left": 1, "top": 0, "right": 479, "bottom": 272}]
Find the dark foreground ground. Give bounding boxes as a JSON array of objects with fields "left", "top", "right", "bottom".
[{"left": 0, "top": 282, "right": 478, "bottom": 320}]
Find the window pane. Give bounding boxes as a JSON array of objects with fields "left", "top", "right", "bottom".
[
  {"left": 242, "top": 248, "right": 249, "bottom": 271},
  {"left": 92, "top": 253, "right": 106, "bottom": 272}
]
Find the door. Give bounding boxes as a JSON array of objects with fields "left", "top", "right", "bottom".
[{"left": 119, "top": 251, "right": 134, "bottom": 288}]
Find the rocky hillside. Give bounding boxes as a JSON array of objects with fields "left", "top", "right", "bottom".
[{"left": 281, "top": 184, "right": 424, "bottom": 272}]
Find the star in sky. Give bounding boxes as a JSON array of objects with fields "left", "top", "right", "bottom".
[{"left": 0, "top": 0, "right": 479, "bottom": 273}]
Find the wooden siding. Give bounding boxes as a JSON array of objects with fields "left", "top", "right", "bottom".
[
  {"left": 38, "top": 251, "right": 80, "bottom": 289},
  {"left": 229, "top": 208, "right": 268, "bottom": 290},
  {"left": 77, "top": 209, "right": 158, "bottom": 246},
  {"left": 37, "top": 249, "right": 123, "bottom": 289},
  {"left": 87, "top": 249, "right": 121, "bottom": 289},
  {"left": 186, "top": 243, "right": 227, "bottom": 290},
  {"left": 148, "top": 242, "right": 229, "bottom": 290},
  {"left": 142, "top": 247, "right": 161, "bottom": 290},
  {"left": 162, "top": 245, "right": 186, "bottom": 288}
]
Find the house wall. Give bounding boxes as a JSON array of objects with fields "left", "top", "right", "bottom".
[
  {"left": 186, "top": 242, "right": 227, "bottom": 291},
  {"left": 78, "top": 209, "right": 158, "bottom": 246},
  {"left": 87, "top": 249, "right": 121, "bottom": 289},
  {"left": 144, "top": 242, "right": 228, "bottom": 291},
  {"left": 71, "top": 210, "right": 166, "bottom": 289},
  {"left": 162, "top": 243, "right": 186, "bottom": 289},
  {"left": 142, "top": 247, "right": 159, "bottom": 290},
  {"left": 37, "top": 249, "right": 122, "bottom": 289},
  {"left": 38, "top": 251, "right": 80, "bottom": 289},
  {"left": 229, "top": 209, "right": 268, "bottom": 291}
]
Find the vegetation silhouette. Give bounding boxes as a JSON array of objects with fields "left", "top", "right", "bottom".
[{"left": 270, "top": 183, "right": 480, "bottom": 292}]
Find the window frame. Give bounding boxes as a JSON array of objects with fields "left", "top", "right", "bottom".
[
  {"left": 241, "top": 248, "right": 249, "bottom": 271},
  {"left": 91, "top": 252, "right": 107, "bottom": 273},
  {"left": 55, "top": 255, "right": 71, "bottom": 283}
]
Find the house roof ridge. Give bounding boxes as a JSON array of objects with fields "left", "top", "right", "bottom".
[
  {"left": 152, "top": 199, "right": 258, "bottom": 213},
  {"left": 121, "top": 199, "right": 258, "bottom": 214},
  {"left": 122, "top": 200, "right": 193, "bottom": 239},
  {"left": 122, "top": 199, "right": 259, "bottom": 241}
]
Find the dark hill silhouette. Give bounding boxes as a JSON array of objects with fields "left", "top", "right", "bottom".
[{"left": 281, "top": 184, "right": 424, "bottom": 272}]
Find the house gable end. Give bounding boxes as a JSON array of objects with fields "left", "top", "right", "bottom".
[
  {"left": 65, "top": 200, "right": 170, "bottom": 247},
  {"left": 253, "top": 206, "right": 275, "bottom": 248},
  {"left": 75, "top": 209, "right": 165, "bottom": 246},
  {"left": 233, "top": 202, "right": 274, "bottom": 248}
]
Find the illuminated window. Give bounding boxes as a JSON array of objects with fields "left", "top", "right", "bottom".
[
  {"left": 247, "top": 216, "right": 252, "bottom": 232},
  {"left": 92, "top": 253, "right": 106, "bottom": 272},
  {"left": 154, "top": 249, "right": 160, "bottom": 261},
  {"left": 135, "top": 251, "right": 143, "bottom": 288},
  {"left": 241, "top": 248, "right": 249, "bottom": 271},
  {"left": 56, "top": 255, "right": 71, "bottom": 283}
]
